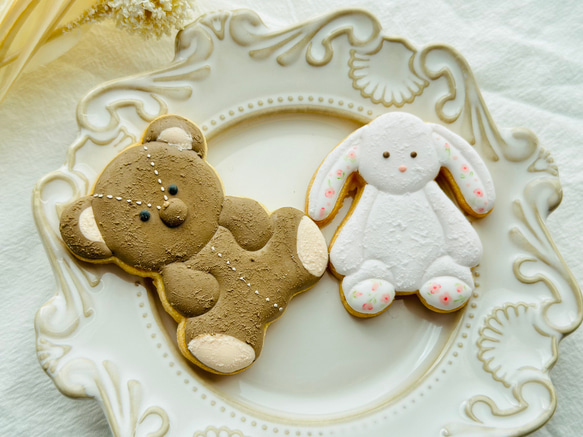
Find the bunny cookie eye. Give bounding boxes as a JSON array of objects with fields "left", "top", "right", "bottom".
[
  {"left": 382, "top": 151, "right": 390, "bottom": 159},
  {"left": 410, "top": 151, "right": 417, "bottom": 158}
]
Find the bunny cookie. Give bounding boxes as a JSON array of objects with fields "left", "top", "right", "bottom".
[
  {"left": 306, "top": 112, "right": 495, "bottom": 316},
  {"left": 60, "top": 115, "right": 328, "bottom": 374}
]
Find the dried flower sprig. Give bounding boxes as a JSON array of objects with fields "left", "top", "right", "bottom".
[
  {"left": 0, "top": 0, "right": 197, "bottom": 103},
  {"left": 63, "top": 0, "right": 197, "bottom": 38}
]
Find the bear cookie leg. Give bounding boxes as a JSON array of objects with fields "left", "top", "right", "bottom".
[
  {"left": 187, "top": 332, "right": 256, "bottom": 374},
  {"left": 177, "top": 209, "right": 327, "bottom": 375},
  {"left": 418, "top": 256, "right": 474, "bottom": 312},
  {"left": 340, "top": 260, "right": 396, "bottom": 317},
  {"left": 179, "top": 307, "right": 266, "bottom": 374}
]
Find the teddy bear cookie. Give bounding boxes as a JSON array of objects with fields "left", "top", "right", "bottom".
[
  {"left": 306, "top": 112, "right": 495, "bottom": 317},
  {"left": 60, "top": 115, "right": 328, "bottom": 375}
]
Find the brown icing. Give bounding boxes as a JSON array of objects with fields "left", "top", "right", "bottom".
[
  {"left": 92, "top": 140, "right": 223, "bottom": 271},
  {"left": 218, "top": 196, "right": 274, "bottom": 251},
  {"left": 182, "top": 207, "right": 314, "bottom": 358},
  {"left": 160, "top": 198, "right": 189, "bottom": 227},
  {"left": 59, "top": 115, "right": 324, "bottom": 375},
  {"left": 162, "top": 264, "right": 220, "bottom": 317}
]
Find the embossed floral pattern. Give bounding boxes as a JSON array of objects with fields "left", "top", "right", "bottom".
[
  {"left": 193, "top": 425, "right": 249, "bottom": 437},
  {"left": 348, "top": 38, "right": 427, "bottom": 107},
  {"left": 477, "top": 304, "right": 556, "bottom": 388}
]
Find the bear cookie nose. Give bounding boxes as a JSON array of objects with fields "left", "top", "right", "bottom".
[{"left": 159, "top": 198, "right": 188, "bottom": 227}]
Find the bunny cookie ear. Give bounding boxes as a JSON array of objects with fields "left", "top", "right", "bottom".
[
  {"left": 307, "top": 127, "right": 362, "bottom": 224},
  {"left": 430, "top": 123, "right": 495, "bottom": 216},
  {"left": 143, "top": 115, "right": 207, "bottom": 159}
]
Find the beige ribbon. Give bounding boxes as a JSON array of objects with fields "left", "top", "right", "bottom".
[{"left": 0, "top": 0, "right": 195, "bottom": 103}]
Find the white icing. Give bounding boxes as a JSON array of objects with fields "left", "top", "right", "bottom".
[
  {"left": 157, "top": 127, "right": 193, "bottom": 151},
  {"left": 344, "top": 278, "right": 395, "bottom": 314},
  {"left": 79, "top": 207, "right": 105, "bottom": 244},
  {"left": 418, "top": 276, "right": 472, "bottom": 311},
  {"left": 187, "top": 334, "right": 255, "bottom": 373},
  {"left": 307, "top": 112, "right": 494, "bottom": 313},
  {"left": 296, "top": 216, "right": 328, "bottom": 277}
]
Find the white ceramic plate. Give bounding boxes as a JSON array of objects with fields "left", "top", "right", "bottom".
[{"left": 33, "top": 9, "right": 582, "bottom": 437}]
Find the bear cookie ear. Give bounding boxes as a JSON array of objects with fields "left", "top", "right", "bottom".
[
  {"left": 59, "top": 196, "right": 112, "bottom": 260},
  {"left": 143, "top": 115, "right": 207, "bottom": 159}
]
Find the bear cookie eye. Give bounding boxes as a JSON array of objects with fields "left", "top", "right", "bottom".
[
  {"left": 382, "top": 151, "right": 390, "bottom": 159},
  {"left": 168, "top": 184, "right": 178, "bottom": 195},
  {"left": 139, "top": 210, "right": 151, "bottom": 222},
  {"left": 410, "top": 151, "right": 417, "bottom": 158}
]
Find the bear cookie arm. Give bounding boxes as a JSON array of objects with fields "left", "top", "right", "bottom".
[
  {"left": 59, "top": 114, "right": 329, "bottom": 375},
  {"left": 218, "top": 196, "right": 274, "bottom": 251}
]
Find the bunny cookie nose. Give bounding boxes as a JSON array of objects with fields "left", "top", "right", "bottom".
[
  {"left": 159, "top": 198, "right": 188, "bottom": 227},
  {"left": 398, "top": 165, "right": 407, "bottom": 173}
]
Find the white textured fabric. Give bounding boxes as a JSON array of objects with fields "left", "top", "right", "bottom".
[{"left": 1, "top": 1, "right": 582, "bottom": 435}]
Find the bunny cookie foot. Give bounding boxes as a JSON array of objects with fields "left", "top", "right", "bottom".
[
  {"left": 343, "top": 278, "right": 395, "bottom": 317},
  {"left": 418, "top": 276, "right": 472, "bottom": 313},
  {"left": 187, "top": 333, "right": 256, "bottom": 374}
]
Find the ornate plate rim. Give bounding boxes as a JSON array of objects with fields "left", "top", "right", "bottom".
[{"left": 33, "top": 8, "right": 582, "bottom": 436}]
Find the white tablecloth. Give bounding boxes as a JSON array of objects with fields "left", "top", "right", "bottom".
[{"left": 1, "top": 0, "right": 581, "bottom": 435}]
